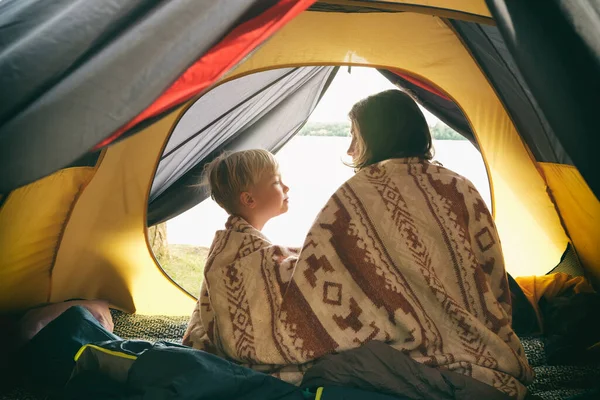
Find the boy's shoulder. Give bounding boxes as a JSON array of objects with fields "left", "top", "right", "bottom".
[
  {"left": 207, "top": 216, "right": 272, "bottom": 258},
  {"left": 226, "top": 215, "right": 259, "bottom": 234},
  {"left": 224, "top": 216, "right": 271, "bottom": 242}
]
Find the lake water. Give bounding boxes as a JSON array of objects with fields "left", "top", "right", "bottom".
[{"left": 167, "top": 136, "right": 490, "bottom": 248}]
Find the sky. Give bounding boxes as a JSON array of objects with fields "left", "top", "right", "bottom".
[{"left": 309, "top": 67, "right": 440, "bottom": 126}]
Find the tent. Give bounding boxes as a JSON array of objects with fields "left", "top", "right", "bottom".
[{"left": 0, "top": 0, "right": 598, "bottom": 317}]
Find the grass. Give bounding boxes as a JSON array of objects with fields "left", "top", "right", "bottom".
[{"left": 156, "top": 244, "right": 209, "bottom": 297}]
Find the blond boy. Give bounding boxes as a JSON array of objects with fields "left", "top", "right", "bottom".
[
  {"left": 183, "top": 149, "right": 291, "bottom": 350},
  {"left": 204, "top": 149, "right": 289, "bottom": 230}
]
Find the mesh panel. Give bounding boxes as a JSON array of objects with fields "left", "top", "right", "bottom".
[
  {"left": 548, "top": 244, "right": 585, "bottom": 277},
  {"left": 110, "top": 310, "right": 188, "bottom": 344}
]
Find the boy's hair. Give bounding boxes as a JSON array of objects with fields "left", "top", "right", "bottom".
[{"left": 203, "top": 149, "right": 279, "bottom": 214}]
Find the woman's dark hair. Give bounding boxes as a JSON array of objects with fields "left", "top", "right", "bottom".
[{"left": 348, "top": 89, "right": 433, "bottom": 169}]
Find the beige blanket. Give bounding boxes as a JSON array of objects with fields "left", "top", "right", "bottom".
[{"left": 184, "top": 158, "right": 533, "bottom": 399}]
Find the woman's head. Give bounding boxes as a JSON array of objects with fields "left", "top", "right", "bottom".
[{"left": 347, "top": 89, "right": 433, "bottom": 170}]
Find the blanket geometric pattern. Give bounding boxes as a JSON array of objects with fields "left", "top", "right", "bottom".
[{"left": 184, "top": 159, "right": 533, "bottom": 399}]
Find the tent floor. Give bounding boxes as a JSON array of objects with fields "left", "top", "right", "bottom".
[{"left": 2, "top": 310, "right": 599, "bottom": 400}]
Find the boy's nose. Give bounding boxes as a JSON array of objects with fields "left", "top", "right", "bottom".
[{"left": 283, "top": 183, "right": 289, "bottom": 193}]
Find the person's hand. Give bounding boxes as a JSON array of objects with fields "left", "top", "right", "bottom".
[
  {"left": 81, "top": 300, "right": 114, "bottom": 332},
  {"left": 182, "top": 329, "right": 193, "bottom": 347},
  {"left": 17, "top": 299, "right": 114, "bottom": 347}
]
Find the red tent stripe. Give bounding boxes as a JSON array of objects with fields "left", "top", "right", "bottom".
[
  {"left": 392, "top": 70, "right": 451, "bottom": 101},
  {"left": 94, "top": 0, "right": 315, "bottom": 150}
]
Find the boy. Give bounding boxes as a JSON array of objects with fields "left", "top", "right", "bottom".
[{"left": 183, "top": 149, "right": 296, "bottom": 355}]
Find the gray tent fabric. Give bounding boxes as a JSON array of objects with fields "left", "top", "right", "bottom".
[
  {"left": 484, "top": 0, "right": 599, "bottom": 198},
  {"left": 147, "top": 66, "right": 338, "bottom": 225},
  {"left": 450, "top": 20, "right": 573, "bottom": 165},
  {"left": 0, "top": 0, "right": 274, "bottom": 193},
  {"left": 152, "top": 68, "right": 297, "bottom": 200}
]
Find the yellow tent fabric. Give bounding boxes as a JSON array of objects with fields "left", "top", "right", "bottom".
[
  {"left": 49, "top": 105, "right": 195, "bottom": 315},
  {"left": 515, "top": 273, "right": 595, "bottom": 332},
  {"left": 0, "top": 167, "right": 95, "bottom": 312},
  {"left": 1, "top": 2, "right": 597, "bottom": 315},
  {"left": 540, "top": 163, "right": 600, "bottom": 282}
]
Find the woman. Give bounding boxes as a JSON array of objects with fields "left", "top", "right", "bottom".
[{"left": 184, "top": 90, "right": 533, "bottom": 399}]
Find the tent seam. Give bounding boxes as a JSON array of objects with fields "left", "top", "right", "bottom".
[
  {"left": 536, "top": 163, "right": 582, "bottom": 265},
  {"left": 144, "top": 102, "right": 198, "bottom": 301},
  {"left": 313, "top": 0, "right": 495, "bottom": 24}
]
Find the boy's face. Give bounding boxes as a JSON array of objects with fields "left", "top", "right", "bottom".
[{"left": 249, "top": 171, "right": 289, "bottom": 219}]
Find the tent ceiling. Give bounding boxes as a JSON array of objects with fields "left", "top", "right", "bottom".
[
  {"left": 0, "top": 0, "right": 260, "bottom": 192},
  {"left": 0, "top": 0, "right": 314, "bottom": 193}
]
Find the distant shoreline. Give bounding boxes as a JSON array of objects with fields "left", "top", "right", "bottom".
[{"left": 298, "top": 121, "right": 466, "bottom": 141}]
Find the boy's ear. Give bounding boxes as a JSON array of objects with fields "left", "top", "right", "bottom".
[{"left": 239, "top": 192, "right": 256, "bottom": 209}]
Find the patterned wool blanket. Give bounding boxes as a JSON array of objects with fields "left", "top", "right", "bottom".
[{"left": 184, "top": 158, "right": 534, "bottom": 399}]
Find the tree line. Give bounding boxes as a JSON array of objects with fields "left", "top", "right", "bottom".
[{"left": 298, "top": 121, "right": 465, "bottom": 140}]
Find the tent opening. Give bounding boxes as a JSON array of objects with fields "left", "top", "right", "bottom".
[{"left": 148, "top": 67, "right": 490, "bottom": 298}]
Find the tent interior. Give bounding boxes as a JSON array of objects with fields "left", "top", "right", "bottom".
[{"left": 1, "top": 0, "right": 599, "bottom": 398}]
